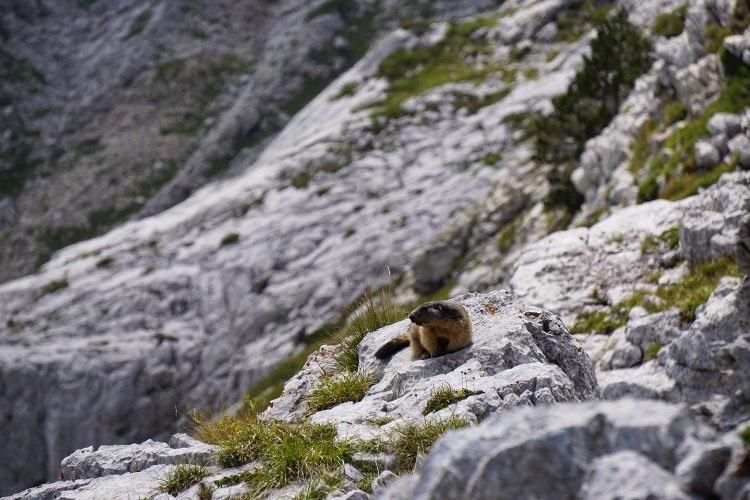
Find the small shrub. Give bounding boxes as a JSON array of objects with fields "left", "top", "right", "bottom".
[
  {"left": 305, "top": 370, "right": 375, "bottom": 414},
  {"left": 652, "top": 6, "right": 687, "bottom": 37},
  {"left": 220, "top": 232, "right": 239, "bottom": 246},
  {"left": 422, "top": 383, "right": 482, "bottom": 415},
  {"left": 157, "top": 464, "right": 209, "bottom": 496},
  {"left": 41, "top": 279, "right": 68, "bottom": 295}
]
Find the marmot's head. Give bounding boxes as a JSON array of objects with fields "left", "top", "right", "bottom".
[{"left": 408, "top": 300, "right": 467, "bottom": 325}]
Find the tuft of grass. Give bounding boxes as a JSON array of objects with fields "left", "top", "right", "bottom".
[
  {"left": 192, "top": 408, "right": 353, "bottom": 496},
  {"left": 497, "top": 216, "right": 522, "bottom": 253},
  {"left": 220, "top": 232, "right": 239, "bottom": 246},
  {"left": 570, "top": 310, "right": 627, "bottom": 335},
  {"left": 330, "top": 291, "right": 409, "bottom": 372},
  {"left": 651, "top": 5, "right": 687, "bottom": 37},
  {"left": 330, "top": 81, "right": 359, "bottom": 100},
  {"left": 157, "top": 464, "right": 210, "bottom": 496},
  {"left": 41, "top": 279, "right": 69, "bottom": 296},
  {"left": 369, "top": 416, "right": 393, "bottom": 426},
  {"left": 295, "top": 479, "right": 331, "bottom": 500},
  {"left": 480, "top": 152, "right": 503, "bottom": 166},
  {"left": 641, "top": 227, "right": 679, "bottom": 255},
  {"left": 522, "top": 67, "right": 540, "bottom": 80},
  {"left": 391, "top": 417, "right": 470, "bottom": 472},
  {"left": 305, "top": 370, "right": 376, "bottom": 414},
  {"left": 422, "top": 383, "right": 482, "bottom": 415},
  {"left": 644, "top": 341, "right": 662, "bottom": 360}
]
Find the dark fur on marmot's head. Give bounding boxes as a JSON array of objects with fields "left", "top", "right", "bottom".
[{"left": 408, "top": 300, "right": 466, "bottom": 325}]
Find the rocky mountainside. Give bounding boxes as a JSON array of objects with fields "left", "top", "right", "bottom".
[
  {"left": 0, "top": 0, "right": 499, "bottom": 282},
  {"left": 3, "top": 0, "right": 750, "bottom": 497}
]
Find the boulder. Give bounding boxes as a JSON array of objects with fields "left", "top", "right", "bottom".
[
  {"left": 695, "top": 139, "right": 721, "bottom": 168},
  {"left": 376, "top": 399, "right": 749, "bottom": 500}
]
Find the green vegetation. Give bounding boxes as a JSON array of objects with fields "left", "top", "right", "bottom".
[
  {"left": 330, "top": 81, "right": 359, "bottom": 100},
  {"left": 369, "top": 416, "right": 393, "bottom": 426},
  {"left": 220, "top": 232, "right": 239, "bottom": 246},
  {"left": 343, "top": 227, "right": 356, "bottom": 238},
  {"left": 193, "top": 408, "right": 353, "bottom": 496},
  {"left": 640, "top": 227, "right": 679, "bottom": 256},
  {"left": 305, "top": 370, "right": 375, "bottom": 414},
  {"left": 157, "top": 465, "right": 210, "bottom": 496},
  {"left": 522, "top": 67, "right": 540, "bottom": 80},
  {"left": 480, "top": 151, "right": 503, "bottom": 166},
  {"left": 40, "top": 279, "right": 69, "bottom": 296},
  {"left": 497, "top": 215, "right": 522, "bottom": 253},
  {"left": 652, "top": 5, "right": 687, "bottom": 37},
  {"left": 572, "top": 256, "right": 741, "bottom": 333},
  {"left": 740, "top": 426, "right": 750, "bottom": 447},
  {"left": 450, "top": 89, "right": 511, "bottom": 115},
  {"left": 370, "top": 17, "right": 503, "bottom": 125},
  {"left": 123, "top": 8, "right": 152, "bottom": 40},
  {"left": 703, "top": 0, "right": 750, "bottom": 53},
  {"left": 553, "top": 1, "right": 613, "bottom": 43},
  {"left": 536, "top": 9, "right": 651, "bottom": 218},
  {"left": 422, "top": 383, "right": 482, "bottom": 415},
  {"left": 96, "top": 256, "right": 115, "bottom": 268},
  {"left": 390, "top": 417, "right": 469, "bottom": 471},
  {"left": 637, "top": 54, "right": 750, "bottom": 203},
  {"left": 295, "top": 479, "right": 331, "bottom": 500},
  {"left": 331, "top": 290, "right": 409, "bottom": 372},
  {"left": 644, "top": 341, "right": 662, "bottom": 360}
]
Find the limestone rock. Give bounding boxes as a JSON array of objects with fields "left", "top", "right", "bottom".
[
  {"left": 695, "top": 139, "right": 721, "bottom": 168},
  {"left": 376, "top": 399, "right": 745, "bottom": 500},
  {"left": 265, "top": 290, "right": 599, "bottom": 434},
  {"left": 673, "top": 54, "right": 724, "bottom": 115},
  {"left": 728, "top": 133, "right": 750, "bottom": 168},
  {"left": 61, "top": 434, "right": 216, "bottom": 481}
]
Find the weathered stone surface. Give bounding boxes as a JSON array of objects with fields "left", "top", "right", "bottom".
[
  {"left": 264, "top": 290, "right": 599, "bottom": 434},
  {"left": 695, "top": 139, "right": 721, "bottom": 168},
  {"left": 679, "top": 172, "right": 750, "bottom": 265},
  {"left": 725, "top": 32, "right": 750, "bottom": 66},
  {"left": 490, "top": 0, "right": 576, "bottom": 44},
  {"left": 728, "top": 133, "right": 750, "bottom": 168},
  {"left": 372, "top": 470, "right": 399, "bottom": 492},
  {"left": 61, "top": 434, "right": 216, "bottom": 481},
  {"left": 376, "top": 399, "right": 746, "bottom": 500},
  {"left": 673, "top": 54, "right": 724, "bottom": 115}
]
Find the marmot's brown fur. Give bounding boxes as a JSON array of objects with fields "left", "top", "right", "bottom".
[{"left": 375, "top": 301, "right": 472, "bottom": 359}]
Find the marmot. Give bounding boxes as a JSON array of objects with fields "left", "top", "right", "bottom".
[{"left": 375, "top": 300, "right": 472, "bottom": 359}]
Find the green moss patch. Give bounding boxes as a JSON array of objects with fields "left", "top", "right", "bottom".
[{"left": 422, "top": 384, "right": 482, "bottom": 415}]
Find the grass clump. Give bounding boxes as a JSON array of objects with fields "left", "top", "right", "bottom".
[
  {"left": 220, "top": 232, "right": 239, "bottom": 246},
  {"left": 644, "top": 341, "right": 662, "bottom": 360},
  {"left": 331, "top": 81, "right": 359, "bottom": 100},
  {"left": 41, "top": 279, "right": 69, "bottom": 296},
  {"left": 192, "top": 407, "right": 353, "bottom": 496},
  {"left": 331, "top": 291, "right": 409, "bottom": 372},
  {"left": 305, "top": 370, "right": 375, "bottom": 414},
  {"left": 652, "top": 5, "right": 687, "bottom": 37},
  {"left": 157, "top": 464, "right": 210, "bottom": 496},
  {"left": 641, "top": 227, "right": 679, "bottom": 255},
  {"left": 570, "top": 310, "right": 627, "bottom": 335},
  {"left": 422, "top": 383, "right": 482, "bottom": 415},
  {"left": 391, "top": 417, "right": 470, "bottom": 472}
]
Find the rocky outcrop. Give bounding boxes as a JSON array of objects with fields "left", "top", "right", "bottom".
[
  {"left": 264, "top": 290, "right": 599, "bottom": 431},
  {"left": 376, "top": 399, "right": 750, "bottom": 500}
]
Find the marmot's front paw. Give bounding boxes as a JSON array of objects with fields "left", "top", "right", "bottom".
[{"left": 420, "top": 353, "right": 431, "bottom": 360}]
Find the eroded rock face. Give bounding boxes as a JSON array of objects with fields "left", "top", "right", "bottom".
[
  {"left": 264, "top": 290, "right": 599, "bottom": 437},
  {"left": 376, "top": 399, "right": 750, "bottom": 500}
]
